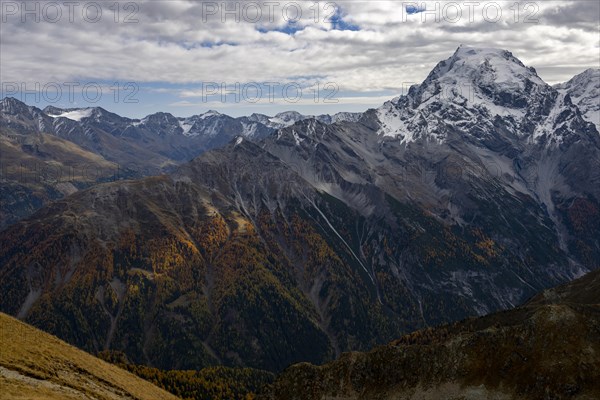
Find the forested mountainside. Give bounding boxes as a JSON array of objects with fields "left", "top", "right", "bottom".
[{"left": 264, "top": 268, "right": 600, "bottom": 399}]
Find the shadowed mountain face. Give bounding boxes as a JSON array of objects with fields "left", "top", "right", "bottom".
[
  {"left": 0, "top": 126, "right": 120, "bottom": 229},
  {"left": 263, "top": 269, "right": 600, "bottom": 400},
  {"left": 0, "top": 47, "right": 599, "bottom": 374}
]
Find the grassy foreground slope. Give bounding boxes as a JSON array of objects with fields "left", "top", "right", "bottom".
[{"left": 0, "top": 312, "right": 179, "bottom": 400}]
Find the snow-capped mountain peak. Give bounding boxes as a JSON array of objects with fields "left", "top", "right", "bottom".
[
  {"left": 555, "top": 68, "right": 600, "bottom": 130},
  {"left": 375, "top": 45, "right": 588, "bottom": 146},
  {"left": 414, "top": 46, "right": 546, "bottom": 114},
  {"left": 431, "top": 46, "right": 543, "bottom": 86},
  {"left": 1, "top": 97, "right": 33, "bottom": 115},
  {"left": 267, "top": 111, "right": 307, "bottom": 128},
  {"left": 199, "top": 110, "right": 222, "bottom": 119},
  {"left": 247, "top": 113, "right": 271, "bottom": 124}
]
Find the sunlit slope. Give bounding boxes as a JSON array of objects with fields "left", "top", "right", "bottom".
[{"left": 0, "top": 312, "right": 179, "bottom": 400}]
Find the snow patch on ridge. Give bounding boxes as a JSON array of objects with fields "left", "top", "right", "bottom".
[
  {"left": 376, "top": 101, "right": 410, "bottom": 140},
  {"left": 178, "top": 119, "right": 194, "bottom": 135},
  {"left": 48, "top": 109, "right": 93, "bottom": 121}
]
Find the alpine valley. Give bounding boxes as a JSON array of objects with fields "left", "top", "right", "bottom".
[{"left": 1, "top": 46, "right": 599, "bottom": 396}]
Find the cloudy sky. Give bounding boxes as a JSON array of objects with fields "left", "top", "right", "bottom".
[{"left": 1, "top": 0, "right": 598, "bottom": 117}]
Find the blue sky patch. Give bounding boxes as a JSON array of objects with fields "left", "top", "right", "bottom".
[
  {"left": 406, "top": 4, "right": 427, "bottom": 15},
  {"left": 330, "top": 8, "right": 360, "bottom": 31},
  {"left": 257, "top": 23, "right": 305, "bottom": 35}
]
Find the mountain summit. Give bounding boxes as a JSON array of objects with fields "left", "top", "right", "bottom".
[
  {"left": 375, "top": 46, "right": 595, "bottom": 146},
  {"left": 426, "top": 45, "right": 544, "bottom": 91},
  {"left": 555, "top": 68, "right": 600, "bottom": 129}
]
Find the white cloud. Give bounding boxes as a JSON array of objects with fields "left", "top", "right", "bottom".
[{"left": 1, "top": 0, "right": 598, "bottom": 114}]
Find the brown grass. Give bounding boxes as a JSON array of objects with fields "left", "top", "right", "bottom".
[{"left": 0, "top": 313, "right": 180, "bottom": 400}]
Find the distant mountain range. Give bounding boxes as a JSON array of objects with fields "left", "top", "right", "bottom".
[
  {"left": 3, "top": 97, "right": 362, "bottom": 144},
  {"left": 0, "top": 97, "right": 361, "bottom": 228},
  {"left": 1, "top": 47, "right": 599, "bottom": 375},
  {"left": 1, "top": 96, "right": 363, "bottom": 166}
]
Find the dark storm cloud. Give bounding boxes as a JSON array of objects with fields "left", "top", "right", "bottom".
[{"left": 539, "top": 1, "right": 600, "bottom": 31}]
